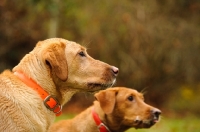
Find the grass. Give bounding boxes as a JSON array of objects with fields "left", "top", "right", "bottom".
[
  {"left": 126, "top": 116, "right": 200, "bottom": 132},
  {"left": 55, "top": 114, "right": 200, "bottom": 132}
]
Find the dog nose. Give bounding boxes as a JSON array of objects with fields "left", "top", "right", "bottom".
[
  {"left": 152, "top": 109, "right": 161, "bottom": 119},
  {"left": 111, "top": 66, "right": 119, "bottom": 76}
]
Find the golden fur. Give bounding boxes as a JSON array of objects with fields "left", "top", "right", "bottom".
[
  {"left": 0, "top": 38, "right": 118, "bottom": 132},
  {"left": 50, "top": 87, "right": 161, "bottom": 132}
]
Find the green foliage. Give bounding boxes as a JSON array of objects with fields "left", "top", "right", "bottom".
[
  {"left": 55, "top": 114, "right": 200, "bottom": 132},
  {"left": 0, "top": 0, "right": 200, "bottom": 114},
  {"left": 167, "top": 84, "right": 200, "bottom": 115},
  {"left": 54, "top": 113, "right": 75, "bottom": 122},
  {"left": 126, "top": 117, "right": 200, "bottom": 132}
]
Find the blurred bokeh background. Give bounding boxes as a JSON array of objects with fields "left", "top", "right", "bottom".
[{"left": 1, "top": 0, "right": 200, "bottom": 131}]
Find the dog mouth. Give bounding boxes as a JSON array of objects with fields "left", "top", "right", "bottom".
[
  {"left": 134, "top": 117, "right": 159, "bottom": 129},
  {"left": 86, "top": 79, "right": 116, "bottom": 92},
  {"left": 87, "top": 82, "right": 114, "bottom": 92},
  {"left": 68, "top": 80, "right": 115, "bottom": 93}
]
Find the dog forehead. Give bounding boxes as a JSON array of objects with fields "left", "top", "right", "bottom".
[
  {"left": 65, "top": 41, "right": 86, "bottom": 51},
  {"left": 117, "top": 88, "right": 142, "bottom": 98},
  {"left": 35, "top": 38, "right": 66, "bottom": 48},
  {"left": 42, "top": 38, "right": 66, "bottom": 44},
  {"left": 36, "top": 38, "right": 86, "bottom": 49}
]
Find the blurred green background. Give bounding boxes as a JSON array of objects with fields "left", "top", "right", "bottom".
[{"left": 1, "top": 0, "right": 200, "bottom": 131}]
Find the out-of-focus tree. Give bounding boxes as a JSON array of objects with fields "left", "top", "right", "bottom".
[{"left": 0, "top": 0, "right": 200, "bottom": 114}]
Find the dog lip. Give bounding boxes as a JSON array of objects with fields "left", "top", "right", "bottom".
[
  {"left": 134, "top": 119, "right": 157, "bottom": 129},
  {"left": 87, "top": 82, "right": 113, "bottom": 89},
  {"left": 153, "top": 118, "right": 159, "bottom": 123},
  {"left": 69, "top": 82, "right": 113, "bottom": 92},
  {"left": 87, "top": 81, "right": 116, "bottom": 91},
  {"left": 143, "top": 120, "right": 157, "bottom": 128}
]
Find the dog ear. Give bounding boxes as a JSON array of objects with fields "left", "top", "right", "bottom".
[
  {"left": 95, "top": 89, "right": 117, "bottom": 114},
  {"left": 44, "top": 42, "right": 68, "bottom": 81}
]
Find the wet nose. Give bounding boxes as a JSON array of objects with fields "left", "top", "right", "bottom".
[
  {"left": 152, "top": 109, "right": 161, "bottom": 119},
  {"left": 111, "top": 66, "right": 119, "bottom": 76}
]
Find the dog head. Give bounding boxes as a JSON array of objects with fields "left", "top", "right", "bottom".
[
  {"left": 13, "top": 38, "right": 118, "bottom": 104},
  {"left": 36, "top": 38, "right": 119, "bottom": 92},
  {"left": 95, "top": 87, "right": 161, "bottom": 131}
]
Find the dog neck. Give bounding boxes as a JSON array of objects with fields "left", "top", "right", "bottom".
[
  {"left": 92, "top": 107, "right": 111, "bottom": 132},
  {"left": 93, "top": 101, "right": 131, "bottom": 132},
  {"left": 13, "top": 71, "right": 62, "bottom": 116}
]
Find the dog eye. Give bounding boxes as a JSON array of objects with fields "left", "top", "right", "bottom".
[
  {"left": 127, "top": 96, "right": 134, "bottom": 101},
  {"left": 78, "top": 51, "right": 86, "bottom": 57}
]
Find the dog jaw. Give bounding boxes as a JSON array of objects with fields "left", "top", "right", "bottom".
[{"left": 133, "top": 114, "right": 160, "bottom": 129}]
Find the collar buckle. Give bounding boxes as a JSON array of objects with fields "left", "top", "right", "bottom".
[
  {"left": 98, "top": 123, "right": 111, "bottom": 132},
  {"left": 92, "top": 108, "right": 110, "bottom": 132},
  {"left": 14, "top": 71, "right": 62, "bottom": 116},
  {"left": 44, "top": 95, "right": 62, "bottom": 115}
]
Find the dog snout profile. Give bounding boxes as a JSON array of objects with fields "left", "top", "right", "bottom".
[
  {"left": 111, "top": 66, "right": 119, "bottom": 76},
  {"left": 152, "top": 108, "right": 161, "bottom": 121}
]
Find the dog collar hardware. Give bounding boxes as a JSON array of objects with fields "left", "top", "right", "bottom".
[
  {"left": 92, "top": 108, "right": 111, "bottom": 132},
  {"left": 14, "top": 71, "right": 62, "bottom": 116},
  {"left": 43, "top": 95, "right": 62, "bottom": 115}
]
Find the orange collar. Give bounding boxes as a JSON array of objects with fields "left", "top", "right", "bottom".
[
  {"left": 14, "top": 71, "right": 62, "bottom": 116},
  {"left": 92, "top": 108, "right": 110, "bottom": 132}
]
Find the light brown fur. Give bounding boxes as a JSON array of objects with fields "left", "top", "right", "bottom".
[
  {"left": 50, "top": 87, "right": 161, "bottom": 132},
  {"left": 0, "top": 38, "right": 118, "bottom": 132}
]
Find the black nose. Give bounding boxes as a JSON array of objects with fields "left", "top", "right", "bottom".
[
  {"left": 152, "top": 109, "right": 161, "bottom": 119},
  {"left": 111, "top": 66, "right": 119, "bottom": 76}
]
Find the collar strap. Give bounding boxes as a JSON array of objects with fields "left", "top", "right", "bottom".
[
  {"left": 92, "top": 108, "right": 110, "bottom": 132},
  {"left": 14, "top": 71, "right": 62, "bottom": 116}
]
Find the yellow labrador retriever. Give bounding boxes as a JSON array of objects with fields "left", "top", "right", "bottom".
[
  {"left": 0, "top": 38, "right": 118, "bottom": 132},
  {"left": 50, "top": 87, "right": 161, "bottom": 132}
]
